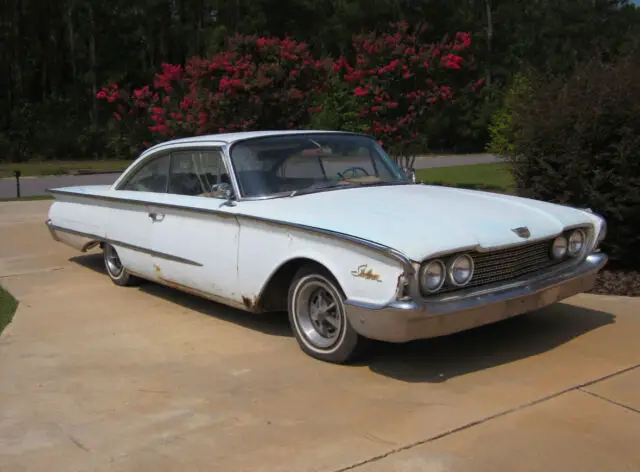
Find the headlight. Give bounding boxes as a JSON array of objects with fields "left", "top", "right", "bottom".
[
  {"left": 551, "top": 235, "right": 568, "bottom": 259},
  {"left": 420, "top": 259, "right": 445, "bottom": 293},
  {"left": 567, "top": 229, "right": 586, "bottom": 256},
  {"left": 448, "top": 254, "right": 474, "bottom": 286}
]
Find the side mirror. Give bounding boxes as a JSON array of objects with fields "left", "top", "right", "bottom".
[
  {"left": 209, "top": 183, "right": 236, "bottom": 206},
  {"left": 403, "top": 167, "right": 417, "bottom": 183}
]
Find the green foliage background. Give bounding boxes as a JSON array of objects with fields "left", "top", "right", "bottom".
[
  {"left": 1, "top": 0, "right": 639, "bottom": 161},
  {"left": 503, "top": 55, "right": 640, "bottom": 268}
]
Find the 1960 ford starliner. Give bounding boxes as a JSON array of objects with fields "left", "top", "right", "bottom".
[{"left": 46, "top": 130, "right": 608, "bottom": 363}]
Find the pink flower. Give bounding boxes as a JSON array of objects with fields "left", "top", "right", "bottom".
[
  {"left": 113, "top": 112, "right": 122, "bottom": 121},
  {"left": 179, "top": 98, "right": 194, "bottom": 110},
  {"left": 96, "top": 90, "right": 107, "bottom": 99},
  {"left": 442, "top": 54, "right": 463, "bottom": 69},
  {"left": 133, "top": 86, "right": 150, "bottom": 99},
  {"left": 354, "top": 86, "right": 369, "bottom": 97}
]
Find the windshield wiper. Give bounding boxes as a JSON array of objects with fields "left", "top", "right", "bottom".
[
  {"left": 288, "top": 180, "right": 346, "bottom": 197},
  {"left": 288, "top": 179, "right": 411, "bottom": 197}
]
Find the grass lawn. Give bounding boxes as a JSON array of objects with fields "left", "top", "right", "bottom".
[
  {"left": 0, "top": 160, "right": 131, "bottom": 178},
  {"left": 0, "top": 286, "right": 18, "bottom": 335},
  {"left": 416, "top": 163, "right": 514, "bottom": 193}
]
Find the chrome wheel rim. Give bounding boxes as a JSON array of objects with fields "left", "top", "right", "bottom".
[
  {"left": 294, "top": 278, "right": 344, "bottom": 349},
  {"left": 105, "top": 244, "right": 124, "bottom": 277}
]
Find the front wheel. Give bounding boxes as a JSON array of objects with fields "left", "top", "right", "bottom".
[
  {"left": 287, "top": 265, "right": 367, "bottom": 364},
  {"left": 103, "top": 243, "right": 139, "bottom": 286}
]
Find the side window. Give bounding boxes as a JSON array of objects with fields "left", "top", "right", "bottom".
[
  {"left": 167, "top": 149, "right": 230, "bottom": 198},
  {"left": 119, "top": 154, "right": 170, "bottom": 192}
]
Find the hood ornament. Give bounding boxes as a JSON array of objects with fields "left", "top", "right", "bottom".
[{"left": 512, "top": 226, "right": 531, "bottom": 239}]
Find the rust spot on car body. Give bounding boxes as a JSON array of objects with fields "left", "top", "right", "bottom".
[
  {"left": 153, "top": 275, "right": 259, "bottom": 313},
  {"left": 242, "top": 296, "right": 258, "bottom": 310}
]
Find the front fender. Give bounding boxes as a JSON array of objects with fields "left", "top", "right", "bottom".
[{"left": 237, "top": 219, "right": 406, "bottom": 307}]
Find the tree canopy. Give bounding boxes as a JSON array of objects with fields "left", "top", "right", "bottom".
[{"left": 1, "top": 0, "right": 639, "bottom": 161}]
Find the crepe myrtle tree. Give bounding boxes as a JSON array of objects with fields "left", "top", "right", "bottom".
[
  {"left": 97, "top": 34, "right": 330, "bottom": 144},
  {"left": 332, "top": 22, "right": 484, "bottom": 169}
]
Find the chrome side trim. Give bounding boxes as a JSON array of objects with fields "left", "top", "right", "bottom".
[
  {"left": 46, "top": 220, "right": 203, "bottom": 267},
  {"left": 48, "top": 189, "right": 236, "bottom": 218},
  {"left": 219, "top": 143, "right": 243, "bottom": 205},
  {"left": 47, "top": 189, "right": 415, "bottom": 276}
]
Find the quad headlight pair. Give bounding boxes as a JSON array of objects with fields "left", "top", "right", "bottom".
[
  {"left": 551, "top": 228, "right": 586, "bottom": 259},
  {"left": 419, "top": 227, "right": 589, "bottom": 296},
  {"left": 419, "top": 253, "right": 474, "bottom": 294}
]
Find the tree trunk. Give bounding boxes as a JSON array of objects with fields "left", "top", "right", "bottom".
[
  {"left": 87, "top": 2, "right": 98, "bottom": 128},
  {"left": 485, "top": 0, "right": 493, "bottom": 87},
  {"left": 66, "top": 0, "right": 77, "bottom": 106}
]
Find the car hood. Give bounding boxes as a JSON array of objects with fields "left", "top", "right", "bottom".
[{"left": 238, "top": 184, "right": 598, "bottom": 261}]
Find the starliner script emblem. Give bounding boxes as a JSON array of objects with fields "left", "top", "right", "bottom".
[
  {"left": 351, "top": 265, "right": 382, "bottom": 282},
  {"left": 512, "top": 226, "right": 531, "bottom": 239}
]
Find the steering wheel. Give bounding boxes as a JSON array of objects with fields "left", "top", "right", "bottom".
[{"left": 337, "top": 166, "right": 370, "bottom": 179}]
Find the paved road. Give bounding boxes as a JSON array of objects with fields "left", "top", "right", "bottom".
[
  {"left": 0, "top": 172, "right": 123, "bottom": 199},
  {"left": 0, "top": 154, "right": 501, "bottom": 199},
  {"left": 1, "top": 200, "right": 638, "bottom": 472}
]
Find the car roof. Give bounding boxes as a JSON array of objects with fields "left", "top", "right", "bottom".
[{"left": 139, "top": 130, "right": 362, "bottom": 158}]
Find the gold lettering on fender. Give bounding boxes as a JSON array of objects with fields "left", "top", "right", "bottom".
[{"left": 351, "top": 264, "right": 382, "bottom": 282}]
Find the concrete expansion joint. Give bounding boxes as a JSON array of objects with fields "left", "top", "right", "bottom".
[
  {"left": 332, "top": 363, "right": 640, "bottom": 472},
  {"left": 0, "top": 266, "right": 65, "bottom": 279},
  {"left": 578, "top": 388, "right": 640, "bottom": 415}
]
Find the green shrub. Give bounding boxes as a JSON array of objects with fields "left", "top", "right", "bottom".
[
  {"left": 486, "top": 73, "right": 533, "bottom": 157},
  {"left": 508, "top": 55, "right": 640, "bottom": 269},
  {"left": 308, "top": 78, "right": 368, "bottom": 134}
]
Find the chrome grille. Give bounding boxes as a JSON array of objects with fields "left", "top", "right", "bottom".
[{"left": 440, "top": 239, "right": 558, "bottom": 293}]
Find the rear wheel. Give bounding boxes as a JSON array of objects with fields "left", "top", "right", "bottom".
[
  {"left": 103, "top": 243, "right": 138, "bottom": 286},
  {"left": 287, "top": 265, "right": 367, "bottom": 364}
]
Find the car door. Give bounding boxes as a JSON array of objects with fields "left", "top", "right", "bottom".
[
  {"left": 108, "top": 152, "right": 171, "bottom": 280},
  {"left": 149, "top": 148, "right": 241, "bottom": 305}
]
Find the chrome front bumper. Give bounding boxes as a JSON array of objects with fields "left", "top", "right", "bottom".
[{"left": 344, "top": 252, "right": 608, "bottom": 343}]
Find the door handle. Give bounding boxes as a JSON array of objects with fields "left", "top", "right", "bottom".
[{"left": 148, "top": 211, "right": 164, "bottom": 222}]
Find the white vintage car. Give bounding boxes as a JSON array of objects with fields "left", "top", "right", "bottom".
[{"left": 46, "top": 130, "right": 608, "bottom": 363}]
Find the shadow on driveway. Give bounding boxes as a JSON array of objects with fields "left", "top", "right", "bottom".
[
  {"left": 364, "top": 304, "right": 615, "bottom": 382},
  {"left": 70, "top": 252, "right": 291, "bottom": 338},
  {"left": 71, "top": 252, "right": 615, "bottom": 382}
]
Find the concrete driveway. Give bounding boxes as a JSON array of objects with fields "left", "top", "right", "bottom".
[{"left": 1, "top": 201, "right": 639, "bottom": 472}]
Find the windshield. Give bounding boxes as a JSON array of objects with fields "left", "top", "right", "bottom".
[{"left": 229, "top": 133, "right": 408, "bottom": 198}]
